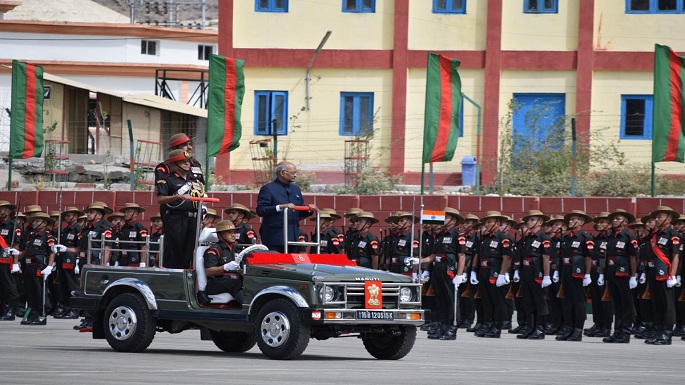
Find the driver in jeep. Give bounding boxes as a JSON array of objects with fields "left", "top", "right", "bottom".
[{"left": 203, "top": 220, "right": 244, "bottom": 304}]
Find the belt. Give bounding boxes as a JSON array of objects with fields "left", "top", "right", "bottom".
[
  {"left": 0, "top": 257, "right": 12, "bottom": 264},
  {"left": 522, "top": 257, "right": 534, "bottom": 267},
  {"left": 168, "top": 211, "right": 197, "bottom": 217}
]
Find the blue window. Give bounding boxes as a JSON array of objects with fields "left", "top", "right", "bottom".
[
  {"left": 255, "top": 0, "right": 288, "bottom": 13},
  {"left": 254, "top": 91, "right": 288, "bottom": 136},
  {"left": 524, "top": 0, "right": 558, "bottom": 13},
  {"left": 340, "top": 92, "right": 373, "bottom": 136},
  {"left": 620, "top": 95, "right": 653, "bottom": 139},
  {"left": 512, "top": 93, "right": 566, "bottom": 149},
  {"left": 342, "top": 0, "right": 375, "bottom": 13},
  {"left": 433, "top": 0, "right": 466, "bottom": 14},
  {"left": 626, "top": 0, "right": 684, "bottom": 13}
]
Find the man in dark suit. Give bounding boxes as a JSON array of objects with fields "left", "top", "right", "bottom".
[{"left": 256, "top": 161, "right": 316, "bottom": 252}]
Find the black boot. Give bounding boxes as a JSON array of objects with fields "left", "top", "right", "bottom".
[
  {"left": 427, "top": 323, "right": 447, "bottom": 339},
  {"left": 672, "top": 325, "right": 685, "bottom": 337},
  {"left": 543, "top": 323, "right": 558, "bottom": 335},
  {"left": 61, "top": 309, "right": 79, "bottom": 319},
  {"left": 458, "top": 319, "right": 473, "bottom": 329},
  {"left": 1, "top": 307, "right": 16, "bottom": 321},
  {"left": 594, "top": 328, "right": 611, "bottom": 338},
  {"left": 439, "top": 325, "right": 458, "bottom": 340},
  {"left": 654, "top": 331, "right": 672, "bottom": 345},
  {"left": 555, "top": 326, "right": 573, "bottom": 341},
  {"left": 420, "top": 321, "right": 435, "bottom": 332},
  {"left": 565, "top": 328, "right": 583, "bottom": 341},
  {"left": 583, "top": 323, "right": 599, "bottom": 336},
  {"left": 501, "top": 320, "right": 512, "bottom": 330},
  {"left": 467, "top": 322, "right": 481, "bottom": 333},
  {"left": 516, "top": 326, "right": 542, "bottom": 340},
  {"left": 527, "top": 325, "right": 545, "bottom": 340},
  {"left": 614, "top": 324, "right": 632, "bottom": 343},
  {"left": 484, "top": 323, "right": 501, "bottom": 338},
  {"left": 474, "top": 322, "right": 492, "bottom": 337},
  {"left": 509, "top": 322, "right": 527, "bottom": 334},
  {"left": 603, "top": 321, "right": 622, "bottom": 343}
]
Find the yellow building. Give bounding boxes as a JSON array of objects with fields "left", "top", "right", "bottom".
[{"left": 215, "top": 0, "right": 685, "bottom": 186}]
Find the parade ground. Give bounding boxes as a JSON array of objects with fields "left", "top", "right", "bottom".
[{"left": 1, "top": 317, "right": 678, "bottom": 384}]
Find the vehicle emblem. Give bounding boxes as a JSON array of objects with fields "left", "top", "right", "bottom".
[{"left": 365, "top": 281, "right": 382, "bottom": 309}]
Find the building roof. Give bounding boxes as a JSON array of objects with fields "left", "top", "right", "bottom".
[
  {"left": 4, "top": 0, "right": 129, "bottom": 24},
  {"left": 43, "top": 71, "right": 207, "bottom": 118}
]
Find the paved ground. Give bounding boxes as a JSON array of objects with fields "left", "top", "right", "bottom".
[{"left": 0, "top": 317, "right": 681, "bottom": 384}]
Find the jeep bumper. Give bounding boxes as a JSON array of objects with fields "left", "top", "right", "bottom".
[{"left": 300, "top": 308, "right": 429, "bottom": 325}]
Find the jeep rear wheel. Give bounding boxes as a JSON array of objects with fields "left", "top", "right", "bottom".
[
  {"left": 362, "top": 326, "right": 416, "bottom": 360},
  {"left": 254, "top": 299, "right": 310, "bottom": 360},
  {"left": 104, "top": 293, "right": 155, "bottom": 352},
  {"left": 209, "top": 330, "right": 257, "bottom": 353}
]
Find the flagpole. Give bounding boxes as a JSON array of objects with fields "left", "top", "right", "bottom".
[
  {"left": 420, "top": 159, "right": 426, "bottom": 196},
  {"left": 7, "top": 156, "right": 12, "bottom": 191},
  {"left": 651, "top": 161, "right": 656, "bottom": 197}
]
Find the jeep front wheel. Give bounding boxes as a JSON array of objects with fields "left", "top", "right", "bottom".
[
  {"left": 254, "top": 299, "right": 310, "bottom": 360},
  {"left": 104, "top": 293, "right": 156, "bottom": 352},
  {"left": 362, "top": 326, "right": 416, "bottom": 360},
  {"left": 210, "top": 330, "right": 257, "bottom": 353}
]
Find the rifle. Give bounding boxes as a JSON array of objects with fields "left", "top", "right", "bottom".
[
  {"left": 643, "top": 282, "right": 653, "bottom": 300},
  {"left": 9, "top": 192, "right": 22, "bottom": 249},
  {"left": 556, "top": 285, "right": 565, "bottom": 299},
  {"left": 601, "top": 285, "right": 611, "bottom": 301}
]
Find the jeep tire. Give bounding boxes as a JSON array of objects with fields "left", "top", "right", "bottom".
[
  {"left": 254, "top": 298, "right": 310, "bottom": 360},
  {"left": 104, "top": 293, "right": 156, "bottom": 352},
  {"left": 210, "top": 330, "right": 257, "bottom": 353},
  {"left": 362, "top": 326, "right": 417, "bottom": 360}
]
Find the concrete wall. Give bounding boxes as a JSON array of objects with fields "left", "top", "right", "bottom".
[{"left": 233, "top": 0, "right": 394, "bottom": 50}]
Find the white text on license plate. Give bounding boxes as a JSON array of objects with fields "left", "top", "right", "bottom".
[{"left": 356, "top": 310, "right": 394, "bottom": 320}]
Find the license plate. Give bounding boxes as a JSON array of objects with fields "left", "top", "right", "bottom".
[{"left": 356, "top": 310, "right": 394, "bottom": 320}]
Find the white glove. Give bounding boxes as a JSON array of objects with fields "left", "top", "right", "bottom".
[
  {"left": 420, "top": 270, "right": 430, "bottom": 283},
  {"left": 541, "top": 276, "right": 552, "bottom": 288},
  {"left": 667, "top": 276, "right": 678, "bottom": 288},
  {"left": 597, "top": 274, "right": 605, "bottom": 286},
  {"left": 470, "top": 271, "right": 479, "bottom": 285},
  {"left": 552, "top": 271, "right": 559, "bottom": 283},
  {"left": 452, "top": 274, "right": 465, "bottom": 287},
  {"left": 629, "top": 276, "right": 637, "bottom": 289},
  {"left": 412, "top": 272, "right": 418, "bottom": 282},
  {"left": 51, "top": 244, "right": 67, "bottom": 254},
  {"left": 496, "top": 274, "right": 507, "bottom": 287},
  {"left": 513, "top": 270, "right": 520, "bottom": 282},
  {"left": 139, "top": 262, "right": 146, "bottom": 268},
  {"left": 6, "top": 248, "right": 19, "bottom": 256},
  {"left": 504, "top": 272, "right": 511, "bottom": 284},
  {"left": 223, "top": 261, "right": 240, "bottom": 272},
  {"left": 582, "top": 274, "right": 591, "bottom": 287},
  {"left": 677, "top": 275, "right": 682, "bottom": 288},
  {"left": 408, "top": 257, "right": 420, "bottom": 265},
  {"left": 639, "top": 273, "right": 646, "bottom": 284},
  {"left": 41, "top": 265, "right": 53, "bottom": 278},
  {"left": 462, "top": 272, "right": 467, "bottom": 282},
  {"left": 10, "top": 263, "right": 20, "bottom": 274}
]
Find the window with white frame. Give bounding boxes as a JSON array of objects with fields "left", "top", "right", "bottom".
[
  {"left": 141, "top": 40, "right": 159, "bottom": 56},
  {"left": 198, "top": 45, "right": 214, "bottom": 61}
]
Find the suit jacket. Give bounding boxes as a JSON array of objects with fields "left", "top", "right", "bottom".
[{"left": 256, "top": 179, "right": 311, "bottom": 247}]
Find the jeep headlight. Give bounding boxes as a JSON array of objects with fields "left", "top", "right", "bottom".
[
  {"left": 399, "top": 287, "right": 413, "bottom": 303},
  {"left": 320, "top": 286, "right": 336, "bottom": 303}
]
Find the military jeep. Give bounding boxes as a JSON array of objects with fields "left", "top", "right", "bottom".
[{"left": 71, "top": 243, "right": 428, "bottom": 360}]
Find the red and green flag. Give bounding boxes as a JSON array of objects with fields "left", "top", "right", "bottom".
[
  {"left": 207, "top": 54, "right": 245, "bottom": 157},
  {"left": 10, "top": 60, "right": 44, "bottom": 159},
  {"left": 422, "top": 53, "right": 462, "bottom": 164},
  {"left": 652, "top": 44, "right": 685, "bottom": 163}
]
